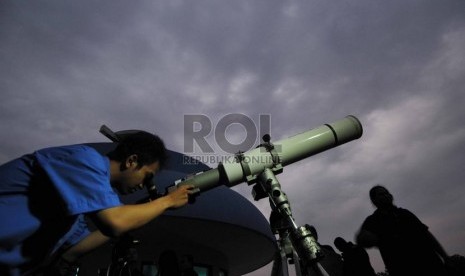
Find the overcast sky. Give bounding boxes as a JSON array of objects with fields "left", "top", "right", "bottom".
[{"left": 1, "top": 1, "right": 465, "bottom": 275}]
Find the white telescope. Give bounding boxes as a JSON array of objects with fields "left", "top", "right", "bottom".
[{"left": 175, "top": 115, "right": 363, "bottom": 194}]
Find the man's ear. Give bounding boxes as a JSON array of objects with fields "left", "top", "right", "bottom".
[{"left": 125, "top": 154, "right": 139, "bottom": 169}]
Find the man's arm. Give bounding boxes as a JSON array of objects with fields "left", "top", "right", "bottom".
[
  {"left": 89, "top": 185, "right": 193, "bottom": 237},
  {"left": 426, "top": 230, "right": 449, "bottom": 261},
  {"left": 57, "top": 185, "right": 193, "bottom": 266},
  {"left": 404, "top": 209, "right": 450, "bottom": 261},
  {"left": 356, "top": 229, "right": 379, "bottom": 248}
]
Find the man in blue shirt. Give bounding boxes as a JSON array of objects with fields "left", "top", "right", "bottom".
[{"left": 0, "top": 132, "right": 193, "bottom": 275}]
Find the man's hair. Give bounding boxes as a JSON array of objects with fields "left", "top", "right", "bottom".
[{"left": 107, "top": 131, "right": 168, "bottom": 168}]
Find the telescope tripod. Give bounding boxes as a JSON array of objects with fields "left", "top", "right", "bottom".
[
  {"left": 253, "top": 168, "right": 330, "bottom": 276},
  {"left": 98, "top": 235, "right": 141, "bottom": 276}
]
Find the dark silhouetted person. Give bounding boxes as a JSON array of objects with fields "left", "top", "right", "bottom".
[
  {"left": 356, "top": 185, "right": 449, "bottom": 276},
  {"left": 334, "top": 237, "right": 376, "bottom": 276},
  {"left": 446, "top": 254, "right": 465, "bottom": 276},
  {"left": 180, "top": 255, "right": 198, "bottom": 276},
  {"left": 307, "top": 225, "right": 344, "bottom": 276},
  {"left": 157, "top": 250, "right": 181, "bottom": 276}
]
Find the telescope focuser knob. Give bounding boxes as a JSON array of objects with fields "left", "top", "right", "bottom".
[{"left": 262, "top": 134, "right": 271, "bottom": 143}]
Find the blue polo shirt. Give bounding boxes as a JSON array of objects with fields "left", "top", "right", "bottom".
[{"left": 0, "top": 145, "right": 122, "bottom": 274}]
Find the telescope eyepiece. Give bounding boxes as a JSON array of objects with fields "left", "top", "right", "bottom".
[{"left": 271, "top": 189, "right": 281, "bottom": 197}]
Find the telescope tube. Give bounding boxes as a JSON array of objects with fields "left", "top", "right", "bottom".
[
  {"left": 176, "top": 115, "right": 363, "bottom": 191},
  {"left": 221, "top": 115, "right": 363, "bottom": 187}
]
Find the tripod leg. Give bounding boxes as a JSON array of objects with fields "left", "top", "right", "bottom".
[
  {"left": 294, "top": 251, "right": 305, "bottom": 276},
  {"left": 271, "top": 247, "right": 290, "bottom": 276},
  {"left": 306, "top": 262, "right": 331, "bottom": 276}
]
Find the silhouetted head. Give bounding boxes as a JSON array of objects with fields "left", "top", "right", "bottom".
[
  {"left": 157, "top": 250, "right": 180, "bottom": 275},
  {"left": 369, "top": 185, "right": 394, "bottom": 209},
  {"left": 334, "top": 237, "right": 349, "bottom": 252}
]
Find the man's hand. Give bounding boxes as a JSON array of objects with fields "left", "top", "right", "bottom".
[
  {"left": 91, "top": 185, "right": 195, "bottom": 237},
  {"left": 165, "top": 185, "right": 194, "bottom": 209}
]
